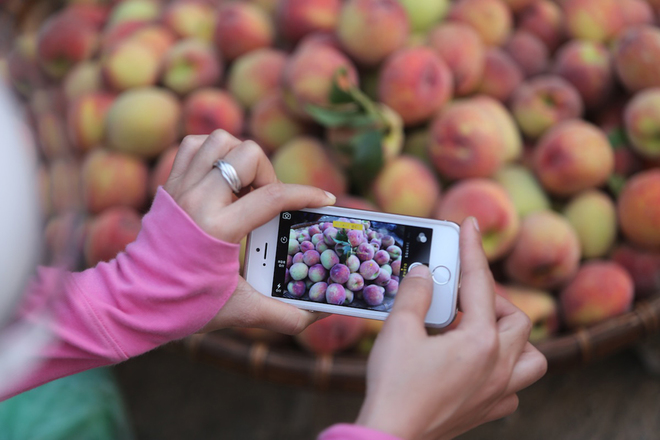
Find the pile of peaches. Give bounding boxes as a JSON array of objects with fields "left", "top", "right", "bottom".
[{"left": 3, "top": 0, "right": 660, "bottom": 355}]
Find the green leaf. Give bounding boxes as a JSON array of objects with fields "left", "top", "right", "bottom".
[
  {"left": 608, "top": 173, "right": 627, "bottom": 197},
  {"left": 608, "top": 127, "right": 629, "bottom": 150},
  {"left": 349, "top": 130, "right": 384, "bottom": 190},
  {"left": 345, "top": 113, "right": 381, "bottom": 129},
  {"left": 329, "top": 68, "right": 355, "bottom": 105},
  {"left": 343, "top": 244, "right": 352, "bottom": 256},
  {"left": 305, "top": 105, "right": 361, "bottom": 127},
  {"left": 335, "top": 230, "right": 348, "bottom": 244}
]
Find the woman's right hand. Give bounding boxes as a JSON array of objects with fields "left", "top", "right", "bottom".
[{"left": 355, "top": 217, "right": 548, "bottom": 440}]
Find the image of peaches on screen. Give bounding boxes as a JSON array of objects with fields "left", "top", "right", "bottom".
[{"left": 284, "top": 217, "right": 402, "bottom": 309}]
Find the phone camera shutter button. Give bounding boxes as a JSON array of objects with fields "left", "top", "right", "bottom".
[{"left": 432, "top": 266, "right": 451, "bottom": 285}]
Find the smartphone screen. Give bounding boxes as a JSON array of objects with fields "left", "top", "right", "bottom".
[{"left": 271, "top": 210, "right": 433, "bottom": 312}]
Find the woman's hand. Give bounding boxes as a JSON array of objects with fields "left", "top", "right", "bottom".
[
  {"left": 163, "top": 130, "right": 335, "bottom": 334},
  {"left": 356, "top": 218, "right": 548, "bottom": 440}
]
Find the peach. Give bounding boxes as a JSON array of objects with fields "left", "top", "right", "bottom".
[
  {"left": 435, "top": 179, "right": 519, "bottom": 261},
  {"left": 618, "top": 170, "right": 660, "bottom": 249},
  {"left": 276, "top": 0, "right": 341, "bottom": 43},
  {"left": 107, "top": 0, "right": 161, "bottom": 28},
  {"left": 106, "top": 87, "right": 182, "bottom": 159},
  {"left": 504, "top": 210, "right": 581, "bottom": 289},
  {"left": 183, "top": 88, "right": 244, "bottom": 137},
  {"left": 503, "top": 30, "right": 549, "bottom": 78},
  {"left": 295, "top": 314, "right": 366, "bottom": 354},
  {"left": 129, "top": 25, "right": 177, "bottom": 58},
  {"left": 336, "top": 0, "right": 409, "bottom": 67},
  {"left": 335, "top": 195, "right": 377, "bottom": 211},
  {"left": 81, "top": 148, "right": 149, "bottom": 214},
  {"left": 518, "top": 0, "right": 565, "bottom": 52},
  {"left": 397, "top": 0, "right": 449, "bottom": 33},
  {"left": 533, "top": 120, "right": 614, "bottom": 196},
  {"left": 161, "top": 39, "right": 222, "bottom": 95},
  {"left": 84, "top": 206, "right": 143, "bottom": 267},
  {"left": 624, "top": 88, "right": 660, "bottom": 159},
  {"left": 511, "top": 75, "right": 584, "bottom": 140},
  {"left": 271, "top": 137, "right": 347, "bottom": 195},
  {"left": 67, "top": 92, "right": 115, "bottom": 153},
  {"left": 612, "top": 245, "right": 660, "bottom": 297},
  {"left": 614, "top": 26, "right": 660, "bottom": 93},
  {"left": 472, "top": 95, "right": 522, "bottom": 162},
  {"left": 378, "top": 47, "right": 452, "bottom": 127},
  {"left": 227, "top": 48, "right": 287, "bottom": 109},
  {"left": 621, "top": 0, "right": 655, "bottom": 28},
  {"left": 476, "top": 48, "right": 523, "bottom": 103},
  {"left": 552, "top": 40, "right": 614, "bottom": 111},
  {"left": 149, "top": 146, "right": 178, "bottom": 197},
  {"left": 163, "top": 0, "right": 216, "bottom": 41},
  {"left": 37, "top": 13, "right": 98, "bottom": 79},
  {"left": 49, "top": 158, "right": 83, "bottom": 214},
  {"left": 248, "top": 91, "right": 307, "bottom": 154},
  {"left": 62, "top": 4, "right": 110, "bottom": 30},
  {"left": 563, "top": 190, "right": 617, "bottom": 259},
  {"left": 562, "top": 0, "right": 624, "bottom": 43},
  {"left": 648, "top": 0, "right": 660, "bottom": 16},
  {"left": 249, "top": 0, "right": 279, "bottom": 16},
  {"left": 281, "top": 43, "right": 359, "bottom": 118},
  {"left": 63, "top": 61, "right": 103, "bottom": 102},
  {"left": 371, "top": 155, "right": 441, "bottom": 217},
  {"left": 100, "top": 21, "right": 148, "bottom": 53},
  {"left": 493, "top": 164, "right": 550, "bottom": 218},
  {"left": 428, "top": 99, "right": 506, "bottom": 180},
  {"left": 101, "top": 40, "right": 160, "bottom": 91},
  {"left": 214, "top": 2, "right": 274, "bottom": 61},
  {"left": 560, "top": 261, "right": 634, "bottom": 328},
  {"left": 448, "top": 0, "right": 512, "bottom": 47},
  {"left": 500, "top": 285, "right": 559, "bottom": 342},
  {"left": 427, "top": 22, "right": 485, "bottom": 97}
]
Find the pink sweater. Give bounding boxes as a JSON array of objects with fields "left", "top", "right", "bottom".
[{"left": 3, "top": 188, "right": 401, "bottom": 440}]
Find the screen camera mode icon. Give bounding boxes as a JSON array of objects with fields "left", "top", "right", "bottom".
[
  {"left": 282, "top": 212, "right": 291, "bottom": 220},
  {"left": 280, "top": 236, "right": 288, "bottom": 244}
]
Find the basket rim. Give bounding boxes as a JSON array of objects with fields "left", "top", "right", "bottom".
[{"left": 173, "top": 294, "right": 660, "bottom": 392}]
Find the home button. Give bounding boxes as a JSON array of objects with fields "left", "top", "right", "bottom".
[{"left": 432, "top": 266, "right": 451, "bottom": 285}]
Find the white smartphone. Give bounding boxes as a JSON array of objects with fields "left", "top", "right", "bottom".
[{"left": 244, "top": 206, "right": 461, "bottom": 328}]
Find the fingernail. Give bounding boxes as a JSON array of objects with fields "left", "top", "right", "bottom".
[
  {"left": 407, "top": 264, "right": 431, "bottom": 279},
  {"left": 324, "top": 191, "right": 336, "bottom": 205},
  {"left": 470, "top": 216, "right": 480, "bottom": 232}
]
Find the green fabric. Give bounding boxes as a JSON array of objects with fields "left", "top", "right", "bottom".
[{"left": 0, "top": 368, "right": 134, "bottom": 440}]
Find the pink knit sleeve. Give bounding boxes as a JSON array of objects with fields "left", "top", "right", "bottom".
[
  {"left": 318, "top": 424, "right": 404, "bottom": 440},
  {"left": 2, "top": 187, "right": 240, "bottom": 400}
]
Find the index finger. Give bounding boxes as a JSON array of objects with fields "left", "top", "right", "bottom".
[{"left": 457, "top": 217, "right": 497, "bottom": 331}]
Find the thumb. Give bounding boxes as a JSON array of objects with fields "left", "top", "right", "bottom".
[{"left": 387, "top": 264, "right": 434, "bottom": 330}]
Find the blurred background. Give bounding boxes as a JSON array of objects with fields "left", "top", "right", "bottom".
[{"left": 1, "top": 0, "right": 660, "bottom": 438}]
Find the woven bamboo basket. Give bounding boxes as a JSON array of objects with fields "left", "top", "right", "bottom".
[{"left": 171, "top": 294, "right": 660, "bottom": 392}]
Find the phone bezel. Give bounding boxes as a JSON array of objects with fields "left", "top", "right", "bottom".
[{"left": 244, "top": 206, "right": 460, "bottom": 328}]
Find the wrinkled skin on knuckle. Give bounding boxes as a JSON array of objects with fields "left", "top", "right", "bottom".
[
  {"left": 264, "top": 182, "right": 287, "bottom": 205},
  {"left": 209, "top": 129, "right": 230, "bottom": 144},
  {"left": 180, "top": 135, "right": 202, "bottom": 152}
]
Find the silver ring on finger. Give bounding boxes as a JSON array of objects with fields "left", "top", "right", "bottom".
[{"left": 213, "top": 159, "right": 243, "bottom": 194}]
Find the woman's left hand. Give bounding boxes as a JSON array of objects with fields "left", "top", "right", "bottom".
[{"left": 163, "top": 130, "right": 335, "bottom": 334}]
